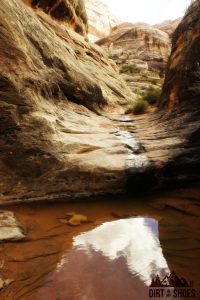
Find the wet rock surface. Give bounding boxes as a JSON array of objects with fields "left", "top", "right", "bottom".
[{"left": 59, "top": 212, "right": 91, "bottom": 226}]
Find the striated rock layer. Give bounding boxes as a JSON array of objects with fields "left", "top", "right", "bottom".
[
  {"left": 23, "top": 0, "right": 88, "bottom": 35},
  {"left": 129, "top": 0, "right": 200, "bottom": 188},
  {"left": 85, "top": 0, "right": 120, "bottom": 42},
  {"left": 160, "top": 0, "right": 200, "bottom": 113},
  {"left": 159, "top": 0, "right": 200, "bottom": 174},
  {"left": 0, "top": 0, "right": 137, "bottom": 203},
  {"left": 97, "top": 23, "right": 171, "bottom": 94},
  {"left": 154, "top": 19, "right": 181, "bottom": 35},
  {"left": 0, "top": 0, "right": 200, "bottom": 203}
]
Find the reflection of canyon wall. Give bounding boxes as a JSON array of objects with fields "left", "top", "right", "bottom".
[
  {"left": 36, "top": 249, "right": 148, "bottom": 300},
  {"left": 74, "top": 218, "right": 169, "bottom": 285},
  {"left": 36, "top": 218, "right": 169, "bottom": 300},
  {"left": 85, "top": 0, "right": 120, "bottom": 42}
]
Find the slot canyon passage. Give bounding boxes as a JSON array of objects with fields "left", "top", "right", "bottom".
[{"left": 0, "top": 0, "right": 200, "bottom": 299}]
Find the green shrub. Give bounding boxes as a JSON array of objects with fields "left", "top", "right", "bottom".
[
  {"left": 143, "top": 86, "right": 161, "bottom": 105},
  {"left": 133, "top": 99, "right": 148, "bottom": 114},
  {"left": 121, "top": 64, "right": 139, "bottom": 74}
]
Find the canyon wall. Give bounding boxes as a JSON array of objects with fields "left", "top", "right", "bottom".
[
  {"left": 160, "top": 0, "right": 200, "bottom": 113},
  {"left": 131, "top": 0, "right": 200, "bottom": 187},
  {"left": 154, "top": 19, "right": 181, "bottom": 35},
  {"left": 97, "top": 23, "right": 171, "bottom": 93},
  {"left": 85, "top": 0, "right": 120, "bottom": 42},
  {"left": 159, "top": 0, "right": 200, "bottom": 180},
  {"left": 0, "top": 0, "right": 136, "bottom": 203},
  {"left": 0, "top": 0, "right": 199, "bottom": 203},
  {"left": 23, "top": 0, "right": 88, "bottom": 35}
]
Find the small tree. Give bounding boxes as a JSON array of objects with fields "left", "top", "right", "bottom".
[
  {"left": 143, "top": 86, "right": 161, "bottom": 105},
  {"left": 133, "top": 99, "right": 148, "bottom": 114}
]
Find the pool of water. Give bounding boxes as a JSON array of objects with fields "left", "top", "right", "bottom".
[{"left": 0, "top": 186, "right": 200, "bottom": 300}]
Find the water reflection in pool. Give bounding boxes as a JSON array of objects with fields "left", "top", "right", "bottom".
[
  {"left": 1, "top": 189, "right": 199, "bottom": 300},
  {"left": 42, "top": 217, "right": 170, "bottom": 300}
]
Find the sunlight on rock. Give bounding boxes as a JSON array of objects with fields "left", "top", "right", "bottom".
[{"left": 126, "top": 154, "right": 150, "bottom": 170}]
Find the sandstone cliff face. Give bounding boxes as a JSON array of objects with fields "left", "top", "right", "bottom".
[
  {"left": 154, "top": 19, "right": 181, "bottom": 35},
  {"left": 0, "top": 0, "right": 199, "bottom": 204},
  {"left": 161, "top": 1, "right": 200, "bottom": 113},
  {"left": 131, "top": 0, "right": 200, "bottom": 185},
  {"left": 0, "top": 0, "right": 136, "bottom": 203},
  {"left": 85, "top": 0, "right": 120, "bottom": 42},
  {"left": 23, "top": 0, "right": 88, "bottom": 35},
  {"left": 97, "top": 23, "right": 171, "bottom": 94},
  {"left": 160, "top": 0, "right": 200, "bottom": 168}
]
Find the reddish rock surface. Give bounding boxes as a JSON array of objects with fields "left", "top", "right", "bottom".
[
  {"left": 154, "top": 19, "right": 181, "bottom": 35},
  {"left": 0, "top": 0, "right": 136, "bottom": 203},
  {"left": 0, "top": 0, "right": 199, "bottom": 203},
  {"left": 23, "top": 0, "right": 88, "bottom": 35},
  {"left": 97, "top": 22, "right": 171, "bottom": 93}
]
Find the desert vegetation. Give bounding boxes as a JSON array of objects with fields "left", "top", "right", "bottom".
[{"left": 127, "top": 86, "right": 161, "bottom": 115}]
